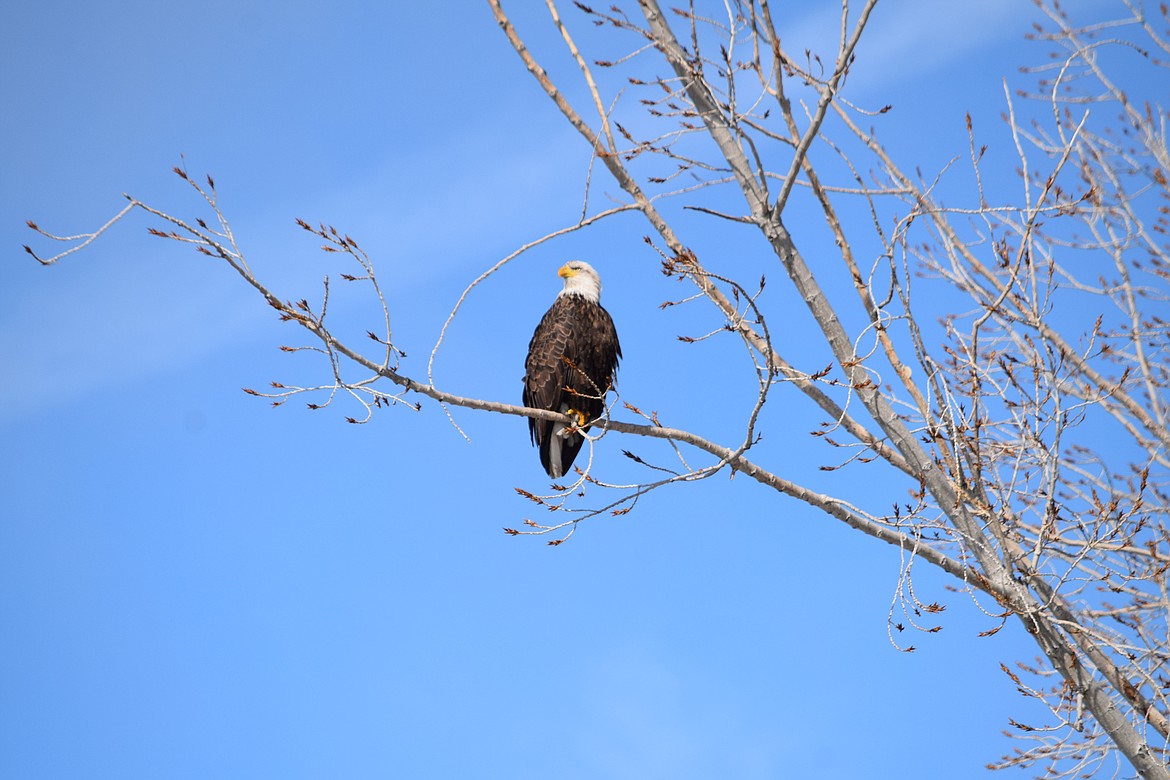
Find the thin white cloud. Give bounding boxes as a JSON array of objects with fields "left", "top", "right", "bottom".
[
  {"left": 777, "top": 0, "right": 1044, "bottom": 95},
  {"left": 0, "top": 261, "right": 261, "bottom": 424}
]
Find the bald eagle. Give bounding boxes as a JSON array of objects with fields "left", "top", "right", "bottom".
[{"left": 524, "top": 261, "right": 622, "bottom": 479}]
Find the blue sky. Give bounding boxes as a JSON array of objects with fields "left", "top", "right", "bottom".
[{"left": 0, "top": 2, "right": 1127, "bottom": 778}]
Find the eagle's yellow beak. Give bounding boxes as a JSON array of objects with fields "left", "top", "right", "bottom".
[{"left": 558, "top": 264, "right": 576, "bottom": 279}]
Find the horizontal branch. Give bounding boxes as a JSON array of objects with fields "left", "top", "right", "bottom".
[{"left": 312, "top": 309, "right": 981, "bottom": 591}]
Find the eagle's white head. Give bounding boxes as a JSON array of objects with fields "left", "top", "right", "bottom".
[{"left": 557, "top": 260, "right": 602, "bottom": 304}]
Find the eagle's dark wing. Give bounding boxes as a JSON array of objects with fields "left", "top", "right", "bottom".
[
  {"left": 566, "top": 300, "right": 621, "bottom": 426},
  {"left": 523, "top": 296, "right": 574, "bottom": 449}
]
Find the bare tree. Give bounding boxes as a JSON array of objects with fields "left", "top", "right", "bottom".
[{"left": 24, "top": 1, "right": 1170, "bottom": 776}]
